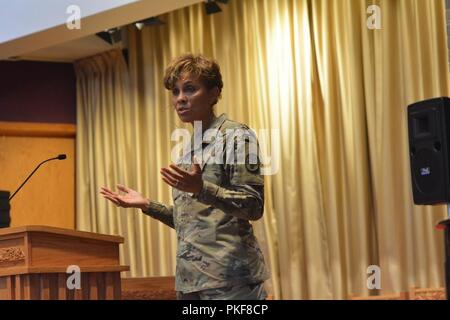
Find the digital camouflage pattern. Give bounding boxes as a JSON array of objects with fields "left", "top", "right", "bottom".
[
  {"left": 144, "top": 113, "right": 269, "bottom": 293},
  {"left": 176, "top": 281, "right": 267, "bottom": 300}
]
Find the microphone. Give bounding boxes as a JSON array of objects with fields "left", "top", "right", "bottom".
[{"left": 9, "top": 154, "right": 67, "bottom": 201}]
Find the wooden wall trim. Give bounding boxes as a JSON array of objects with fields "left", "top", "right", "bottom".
[
  {"left": 0, "top": 122, "right": 76, "bottom": 138},
  {"left": 0, "top": 135, "right": 75, "bottom": 229},
  {"left": 121, "top": 277, "right": 176, "bottom": 300}
]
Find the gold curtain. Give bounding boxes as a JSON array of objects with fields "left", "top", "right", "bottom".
[
  {"left": 75, "top": 49, "right": 178, "bottom": 278},
  {"left": 76, "top": 0, "right": 449, "bottom": 299}
]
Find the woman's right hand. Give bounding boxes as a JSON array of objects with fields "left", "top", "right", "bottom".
[{"left": 100, "top": 184, "right": 150, "bottom": 211}]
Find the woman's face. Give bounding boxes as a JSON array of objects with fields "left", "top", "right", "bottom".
[{"left": 171, "top": 73, "right": 218, "bottom": 123}]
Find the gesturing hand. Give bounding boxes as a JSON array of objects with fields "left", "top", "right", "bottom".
[
  {"left": 100, "top": 184, "right": 150, "bottom": 210},
  {"left": 160, "top": 162, "right": 203, "bottom": 194}
]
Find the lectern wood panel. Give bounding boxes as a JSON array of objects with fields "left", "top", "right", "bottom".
[{"left": 0, "top": 226, "right": 128, "bottom": 300}]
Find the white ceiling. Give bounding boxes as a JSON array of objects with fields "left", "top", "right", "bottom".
[
  {"left": 0, "top": 0, "right": 139, "bottom": 44},
  {"left": 1, "top": 0, "right": 202, "bottom": 62},
  {"left": 17, "top": 35, "right": 122, "bottom": 63}
]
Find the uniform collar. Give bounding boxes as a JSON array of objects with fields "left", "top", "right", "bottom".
[
  {"left": 191, "top": 113, "right": 228, "bottom": 148},
  {"left": 179, "top": 113, "right": 228, "bottom": 163},
  {"left": 206, "top": 113, "right": 228, "bottom": 132}
]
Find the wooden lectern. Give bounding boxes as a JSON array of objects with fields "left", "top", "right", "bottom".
[{"left": 0, "top": 225, "right": 129, "bottom": 300}]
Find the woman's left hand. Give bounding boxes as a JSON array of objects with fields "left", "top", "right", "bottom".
[{"left": 160, "top": 162, "right": 203, "bottom": 194}]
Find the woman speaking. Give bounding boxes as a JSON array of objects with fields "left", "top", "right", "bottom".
[{"left": 100, "top": 54, "right": 269, "bottom": 300}]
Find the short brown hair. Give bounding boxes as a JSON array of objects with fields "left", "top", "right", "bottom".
[{"left": 163, "top": 54, "right": 223, "bottom": 102}]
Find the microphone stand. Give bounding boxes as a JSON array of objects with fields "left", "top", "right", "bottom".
[
  {"left": 0, "top": 155, "right": 66, "bottom": 229},
  {"left": 9, "top": 155, "right": 66, "bottom": 201}
]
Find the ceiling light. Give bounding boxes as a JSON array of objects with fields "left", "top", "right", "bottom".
[
  {"left": 134, "top": 17, "right": 165, "bottom": 30},
  {"left": 96, "top": 28, "right": 122, "bottom": 45},
  {"left": 204, "top": 0, "right": 222, "bottom": 15}
]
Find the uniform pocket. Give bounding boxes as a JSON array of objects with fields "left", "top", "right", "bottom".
[
  {"left": 202, "top": 163, "right": 223, "bottom": 185},
  {"left": 183, "top": 219, "right": 217, "bottom": 244}
]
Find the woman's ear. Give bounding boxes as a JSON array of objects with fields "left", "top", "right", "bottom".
[{"left": 209, "top": 86, "right": 220, "bottom": 105}]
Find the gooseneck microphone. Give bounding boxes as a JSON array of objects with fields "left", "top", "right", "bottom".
[{"left": 9, "top": 154, "right": 67, "bottom": 201}]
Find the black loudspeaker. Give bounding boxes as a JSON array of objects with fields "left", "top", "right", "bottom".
[
  {"left": 408, "top": 97, "right": 450, "bottom": 205},
  {"left": 0, "top": 191, "right": 11, "bottom": 228}
]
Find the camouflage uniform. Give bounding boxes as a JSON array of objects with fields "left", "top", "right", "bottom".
[
  {"left": 176, "top": 282, "right": 266, "bottom": 300},
  {"left": 143, "top": 113, "right": 269, "bottom": 299}
]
